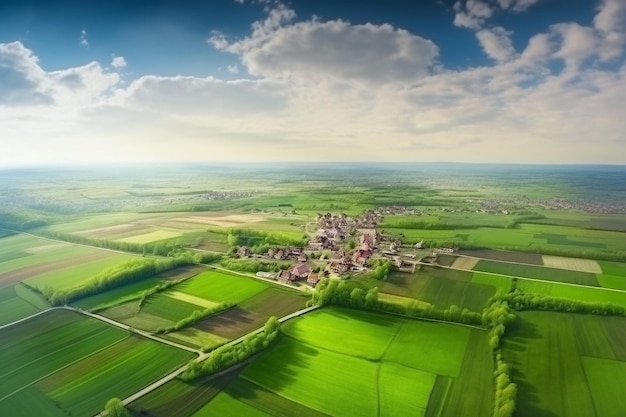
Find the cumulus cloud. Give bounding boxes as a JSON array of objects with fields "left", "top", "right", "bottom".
[
  {"left": 0, "top": 41, "right": 51, "bottom": 105},
  {"left": 111, "top": 56, "right": 127, "bottom": 69},
  {"left": 476, "top": 27, "right": 517, "bottom": 62},
  {"left": 210, "top": 7, "right": 439, "bottom": 83},
  {"left": 227, "top": 64, "right": 239, "bottom": 74}
]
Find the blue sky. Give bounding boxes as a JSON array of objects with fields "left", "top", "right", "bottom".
[{"left": 0, "top": 0, "right": 625, "bottom": 166}]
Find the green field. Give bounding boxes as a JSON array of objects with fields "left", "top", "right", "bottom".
[
  {"left": 239, "top": 307, "right": 492, "bottom": 417},
  {"left": 516, "top": 280, "right": 626, "bottom": 307},
  {"left": 0, "top": 309, "right": 195, "bottom": 416},
  {"left": 178, "top": 270, "right": 269, "bottom": 304},
  {"left": 379, "top": 266, "right": 495, "bottom": 311},
  {"left": 501, "top": 311, "right": 626, "bottom": 417},
  {"left": 0, "top": 284, "right": 49, "bottom": 326},
  {"left": 473, "top": 259, "right": 599, "bottom": 286}
]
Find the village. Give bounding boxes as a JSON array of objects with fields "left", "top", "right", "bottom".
[{"left": 234, "top": 207, "right": 453, "bottom": 289}]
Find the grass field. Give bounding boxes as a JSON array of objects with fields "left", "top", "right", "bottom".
[
  {"left": 0, "top": 234, "right": 134, "bottom": 289},
  {"left": 237, "top": 307, "right": 492, "bottom": 417},
  {"left": 178, "top": 270, "right": 269, "bottom": 304},
  {"left": 119, "top": 230, "right": 182, "bottom": 244},
  {"left": 0, "top": 308, "right": 194, "bottom": 416},
  {"left": 473, "top": 259, "right": 599, "bottom": 286},
  {"left": 380, "top": 266, "right": 495, "bottom": 311},
  {"left": 0, "top": 284, "right": 49, "bottom": 326},
  {"left": 501, "top": 311, "right": 626, "bottom": 417},
  {"left": 471, "top": 272, "right": 513, "bottom": 296},
  {"left": 516, "top": 280, "right": 626, "bottom": 307}
]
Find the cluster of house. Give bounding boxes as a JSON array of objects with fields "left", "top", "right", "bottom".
[{"left": 308, "top": 213, "right": 352, "bottom": 250}]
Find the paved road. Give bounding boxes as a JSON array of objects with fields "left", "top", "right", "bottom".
[{"left": 93, "top": 305, "right": 319, "bottom": 416}]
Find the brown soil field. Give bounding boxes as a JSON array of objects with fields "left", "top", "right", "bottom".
[{"left": 194, "top": 288, "right": 307, "bottom": 339}]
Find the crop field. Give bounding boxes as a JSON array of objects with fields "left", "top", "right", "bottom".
[
  {"left": 0, "top": 308, "right": 194, "bottom": 416},
  {"left": 501, "top": 311, "right": 626, "bottom": 417},
  {"left": 541, "top": 255, "right": 601, "bottom": 273},
  {"left": 237, "top": 307, "right": 492, "bottom": 417},
  {"left": 386, "top": 224, "right": 626, "bottom": 259},
  {"left": 381, "top": 266, "right": 494, "bottom": 311},
  {"left": 471, "top": 272, "right": 513, "bottom": 296},
  {"left": 119, "top": 230, "right": 182, "bottom": 244},
  {"left": 450, "top": 256, "right": 479, "bottom": 270},
  {"left": 195, "top": 287, "right": 308, "bottom": 339},
  {"left": 516, "top": 280, "right": 626, "bottom": 307},
  {"left": 0, "top": 284, "right": 49, "bottom": 326},
  {"left": 177, "top": 270, "right": 269, "bottom": 304},
  {"left": 473, "top": 259, "right": 599, "bottom": 286},
  {"left": 458, "top": 248, "right": 544, "bottom": 265},
  {"left": 597, "top": 261, "right": 626, "bottom": 290},
  {"left": 0, "top": 233, "right": 135, "bottom": 291}
]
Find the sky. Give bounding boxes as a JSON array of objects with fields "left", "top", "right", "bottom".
[{"left": 0, "top": 0, "right": 625, "bottom": 166}]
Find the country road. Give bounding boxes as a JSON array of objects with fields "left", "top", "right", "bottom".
[{"left": 93, "top": 305, "right": 319, "bottom": 416}]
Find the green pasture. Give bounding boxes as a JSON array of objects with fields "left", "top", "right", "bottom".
[
  {"left": 25, "top": 253, "right": 135, "bottom": 292},
  {"left": 142, "top": 294, "right": 206, "bottom": 322},
  {"left": 471, "top": 272, "right": 513, "bottom": 296},
  {"left": 240, "top": 307, "right": 490, "bottom": 417},
  {"left": 0, "top": 284, "right": 47, "bottom": 326},
  {"left": 178, "top": 270, "right": 268, "bottom": 304},
  {"left": 502, "top": 311, "right": 626, "bottom": 417},
  {"left": 516, "top": 280, "right": 626, "bottom": 307}
]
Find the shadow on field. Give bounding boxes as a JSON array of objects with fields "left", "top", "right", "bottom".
[
  {"left": 193, "top": 307, "right": 259, "bottom": 338},
  {"left": 234, "top": 337, "right": 320, "bottom": 398}
]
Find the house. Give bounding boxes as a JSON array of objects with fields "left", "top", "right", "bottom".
[
  {"left": 289, "top": 263, "right": 312, "bottom": 280},
  {"left": 352, "top": 248, "right": 372, "bottom": 268},
  {"left": 307, "top": 272, "right": 321, "bottom": 288},
  {"left": 298, "top": 253, "right": 309, "bottom": 263},
  {"left": 276, "top": 269, "right": 293, "bottom": 283}
]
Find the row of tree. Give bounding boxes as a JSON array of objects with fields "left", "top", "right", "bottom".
[
  {"left": 155, "top": 302, "right": 234, "bottom": 335},
  {"left": 501, "top": 291, "right": 625, "bottom": 316},
  {"left": 41, "top": 257, "right": 193, "bottom": 305},
  {"left": 179, "top": 316, "right": 281, "bottom": 381},
  {"left": 493, "top": 354, "right": 517, "bottom": 417},
  {"left": 224, "top": 228, "right": 307, "bottom": 249},
  {"left": 219, "top": 257, "right": 284, "bottom": 273}
]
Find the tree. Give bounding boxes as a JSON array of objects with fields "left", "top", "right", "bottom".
[{"left": 102, "top": 398, "right": 130, "bottom": 417}]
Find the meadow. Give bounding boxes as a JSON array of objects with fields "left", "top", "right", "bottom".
[
  {"left": 0, "top": 283, "right": 49, "bottom": 326},
  {"left": 501, "top": 311, "right": 626, "bottom": 417},
  {"left": 0, "top": 309, "right": 195, "bottom": 416},
  {"left": 130, "top": 306, "right": 493, "bottom": 417}
]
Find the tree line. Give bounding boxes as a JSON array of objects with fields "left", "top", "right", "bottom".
[
  {"left": 40, "top": 257, "right": 193, "bottom": 305},
  {"left": 179, "top": 316, "right": 281, "bottom": 381},
  {"left": 155, "top": 302, "right": 234, "bottom": 335}
]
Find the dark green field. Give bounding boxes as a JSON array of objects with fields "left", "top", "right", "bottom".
[{"left": 473, "top": 259, "right": 599, "bottom": 286}]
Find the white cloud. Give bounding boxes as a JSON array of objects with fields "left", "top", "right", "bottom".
[
  {"left": 111, "top": 56, "right": 127, "bottom": 69},
  {"left": 227, "top": 64, "right": 239, "bottom": 74},
  {"left": 210, "top": 8, "right": 439, "bottom": 83},
  {"left": 2, "top": 1, "right": 626, "bottom": 166},
  {"left": 594, "top": 0, "right": 626, "bottom": 59},
  {"left": 453, "top": 0, "right": 492, "bottom": 29},
  {"left": 476, "top": 27, "right": 517, "bottom": 62},
  {"left": 80, "top": 29, "right": 89, "bottom": 47},
  {"left": 496, "top": 0, "right": 543, "bottom": 12},
  {"left": 0, "top": 41, "right": 50, "bottom": 105}
]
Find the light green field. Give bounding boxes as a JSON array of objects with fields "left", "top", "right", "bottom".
[
  {"left": 242, "top": 337, "right": 381, "bottom": 417},
  {"left": 516, "top": 280, "right": 626, "bottom": 307},
  {"left": 25, "top": 253, "right": 135, "bottom": 291},
  {"left": 597, "top": 261, "right": 626, "bottom": 290},
  {"left": 178, "top": 270, "right": 268, "bottom": 304},
  {"left": 0, "top": 284, "right": 49, "bottom": 326},
  {"left": 238, "top": 307, "right": 491, "bottom": 417},
  {"left": 281, "top": 308, "right": 400, "bottom": 360},
  {"left": 471, "top": 272, "right": 513, "bottom": 296},
  {"left": 473, "top": 259, "right": 598, "bottom": 286},
  {"left": 582, "top": 357, "right": 626, "bottom": 417}
]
